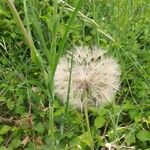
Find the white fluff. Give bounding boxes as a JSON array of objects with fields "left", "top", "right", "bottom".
[{"left": 54, "top": 46, "right": 121, "bottom": 109}]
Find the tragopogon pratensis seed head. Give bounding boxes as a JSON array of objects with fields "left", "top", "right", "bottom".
[{"left": 54, "top": 46, "right": 121, "bottom": 109}]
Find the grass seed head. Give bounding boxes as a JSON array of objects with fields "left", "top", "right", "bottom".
[{"left": 54, "top": 46, "right": 121, "bottom": 109}]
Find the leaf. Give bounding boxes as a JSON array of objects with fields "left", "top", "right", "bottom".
[
  {"left": 0, "top": 146, "right": 7, "bottom": 150},
  {"left": 8, "top": 138, "right": 21, "bottom": 149},
  {"left": 0, "top": 125, "right": 11, "bottom": 135},
  {"left": 54, "top": 107, "right": 65, "bottom": 117},
  {"left": 69, "top": 136, "right": 81, "bottom": 146},
  {"left": 96, "top": 135, "right": 104, "bottom": 146},
  {"left": 0, "top": 96, "right": 6, "bottom": 102},
  {"left": 6, "top": 99, "right": 14, "bottom": 110},
  {"left": 125, "top": 133, "right": 136, "bottom": 145},
  {"left": 79, "top": 131, "right": 93, "bottom": 147},
  {"left": 35, "top": 122, "right": 44, "bottom": 134},
  {"left": 129, "top": 109, "right": 140, "bottom": 121},
  {"left": 0, "top": 136, "right": 4, "bottom": 144},
  {"left": 112, "top": 104, "right": 122, "bottom": 114},
  {"left": 94, "top": 116, "right": 105, "bottom": 129},
  {"left": 15, "top": 105, "right": 26, "bottom": 115},
  {"left": 136, "top": 130, "right": 150, "bottom": 142},
  {"left": 96, "top": 107, "right": 107, "bottom": 116},
  {"left": 122, "top": 101, "right": 136, "bottom": 110}
]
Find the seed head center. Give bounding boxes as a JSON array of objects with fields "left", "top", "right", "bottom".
[{"left": 79, "top": 79, "right": 89, "bottom": 92}]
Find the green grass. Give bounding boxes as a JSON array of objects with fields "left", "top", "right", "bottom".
[{"left": 0, "top": 0, "right": 150, "bottom": 149}]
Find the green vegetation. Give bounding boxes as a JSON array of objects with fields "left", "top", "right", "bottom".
[{"left": 0, "top": 0, "right": 150, "bottom": 149}]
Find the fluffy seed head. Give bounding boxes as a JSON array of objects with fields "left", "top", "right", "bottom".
[{"left": 54, "top": 46, "right": 121, "bottom": 109}]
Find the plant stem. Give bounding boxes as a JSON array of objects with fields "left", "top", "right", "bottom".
[{"left": 84, "top": 101, "right": 94, "bottom": 149}]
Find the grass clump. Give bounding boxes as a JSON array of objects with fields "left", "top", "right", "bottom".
[{"left": 0, "top": 0, "right": 150, "bottom": 149}]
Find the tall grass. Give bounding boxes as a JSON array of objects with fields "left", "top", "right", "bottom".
[
  {"left": 2, "top": 0, "right": 150, "bottom": 149},
  {"left": 6, "top": 0, "right": 87, "bottom": 149}
]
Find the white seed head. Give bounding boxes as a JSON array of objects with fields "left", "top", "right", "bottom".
[{"left": 54, "top": 46, "right": 121, "bottom": 109}]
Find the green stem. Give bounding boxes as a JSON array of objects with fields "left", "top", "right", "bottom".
[
  {"left": 84, "top": 101, "right": 94, "bottom": 149},
  {"left": 49, "top": 107, "right": 55, "bottom": 150}
]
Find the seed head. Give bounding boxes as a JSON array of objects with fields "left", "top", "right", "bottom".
[{"left": 54, "top": 46, "right": 121, "bottom": 109}]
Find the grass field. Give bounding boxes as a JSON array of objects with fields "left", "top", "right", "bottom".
[{"left": 0, "top": 0, "right": 150, "bottom": 149}]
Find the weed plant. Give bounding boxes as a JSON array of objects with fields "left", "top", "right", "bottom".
[{"left": 0, "top": 0, "right": 150, "bottom": 149}]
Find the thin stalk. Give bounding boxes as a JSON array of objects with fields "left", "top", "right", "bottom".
[
  {"left": 91, "top": 0, "right": 100, "bottom": 45},
  {"left": 60, "top": 53, "right": 73, "bottom": 137},
  {"left": 23, "top": 0, "right": 31, "bottom": 35},
  {"left": 51, "top": 0, "right": 58, "bottom": 54},
  {"left": 48, "top": 0, "right": 60, "bottom": 104},
  {"left": 48, "top": 106, "right": 55, "bottom": 150},
  {"left": 84, "top": 101, "right": 94, "bottom": 150}
]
